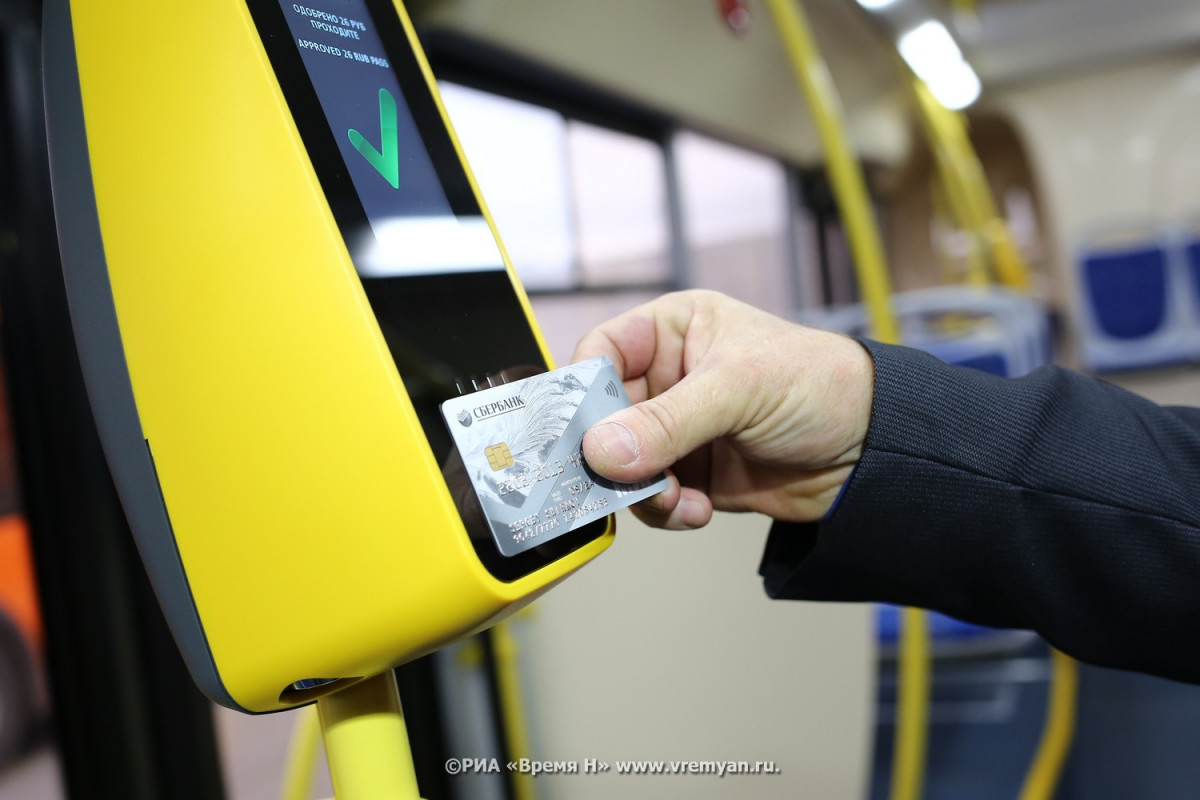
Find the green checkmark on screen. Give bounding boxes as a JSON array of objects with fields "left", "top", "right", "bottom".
[{"left": 348, "top": 88, "right": 400, "bottom": 189}]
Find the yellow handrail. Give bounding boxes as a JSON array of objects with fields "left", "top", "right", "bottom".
[
  {"left": 764, "top": 0, "right": 900, "bottom": 344},
  {"left": 911, "top": 80, "right": 991, "bottom": 287},
  {"left": 281, "top": 705, "right": 322, "bottom": 800},
  {"left": 491, "top": 622, "right": 537, "bottom": 800},
  {"left": 763, "top": 5, "right": 925, "bottom": 800},
  {"left": 890, "top": 608, "right": 930, "bottom": 800},
  {"left": 766, "top": 10, "right": 1068, "bottom": 800},
  {"left": 912, "top": 74, "right": 1077, "bottom": 800},
  {"left": 910, "top": 78, "right": 1032, "bottom": 291},
  {"left": 1018, "top": 649, "right": 1078, "bottom": 800},
  {"left": 281, "top": 623, "right": 537, "bottom": 800}
]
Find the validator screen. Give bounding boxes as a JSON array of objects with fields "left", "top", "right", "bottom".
[
  {"left": 245, "top": 0, "right": 609, "bottom": 579},
  {"left": 276, "top": 0, "right": 505, "bottom": 277}
]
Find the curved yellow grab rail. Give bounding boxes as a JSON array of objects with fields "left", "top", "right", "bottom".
[
  {"left": 910, "top": 78, "right": 1032, "bottom": 291},
  {"left": 763, "top": 5, "right": 924, "bottom": 800},
  {"left": 764, "top": 0, "right": 900, "bottom": 344},
  {"left": 1018, "top": 649, "right": 1079, "bottom": 800},
  {"left": 911, "top": 79, "right": 991, "bottom": 287}
]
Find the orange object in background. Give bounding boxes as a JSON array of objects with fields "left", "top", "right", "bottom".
[
  {"left": 0, "top": 514, "right": 40, "bottom": 653},
  {"left": 0, "top": 512, "right": 44, "bottom": 765}
]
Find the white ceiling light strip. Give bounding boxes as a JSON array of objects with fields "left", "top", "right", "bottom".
[{"left": 898, "top": 20, "right": 981, "bottom": 110}]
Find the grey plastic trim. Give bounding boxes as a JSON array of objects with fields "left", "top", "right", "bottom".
[{"left": 42, "top": 0, "right": 242, "bottom": 711}]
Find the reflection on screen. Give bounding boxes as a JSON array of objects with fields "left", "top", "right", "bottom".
[{"left": 278, "top": 0, "right": 503, "bottom": 276}]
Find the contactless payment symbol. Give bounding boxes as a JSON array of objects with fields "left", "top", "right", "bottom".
[
  {"left": 485, "top": 443, "right": 514, "bottom": 471},
  {"left": 348, "top": 88, "right": 400, "bottom": 189}
]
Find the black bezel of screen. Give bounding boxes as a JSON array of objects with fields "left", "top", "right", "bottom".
[{"left": 244, "top": 0, "right": 607, "bottom": 581}]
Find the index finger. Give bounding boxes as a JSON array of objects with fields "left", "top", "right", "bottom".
[
  {"left": 572, "top": 291, "right": 713, "bottom": 401},
  {"left": 572, "top": 308, "right": 656, "bottom": 376},
  {"left": 571, "top": 307, "right": 659, "bottom": 403}
]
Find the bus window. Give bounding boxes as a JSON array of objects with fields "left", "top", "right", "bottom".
[{"left": 674, "top": 131, "right": 799, "bottom": 316}]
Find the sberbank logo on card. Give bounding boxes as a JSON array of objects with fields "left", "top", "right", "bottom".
[{"left": 348, "top": 87, "right": 400, "bottom": 189}]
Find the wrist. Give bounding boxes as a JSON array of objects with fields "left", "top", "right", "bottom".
[{"left": 825, "top": 333, "right": 875, "bottom": 465}]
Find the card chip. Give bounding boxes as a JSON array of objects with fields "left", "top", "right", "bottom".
[{"left": 485, "top": 443, "right": 514, "bottom": 471}]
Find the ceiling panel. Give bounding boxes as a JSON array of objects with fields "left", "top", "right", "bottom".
[
  {"left": 964, "top": 0, "right": 1200, "bottom": 86},
  {"left": 409, "top": 0, "right": 911, "bottom": 165}
]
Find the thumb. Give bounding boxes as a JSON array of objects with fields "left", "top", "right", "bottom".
[{"left": 582, "top": 369, "right": 735, "bottom": 483}]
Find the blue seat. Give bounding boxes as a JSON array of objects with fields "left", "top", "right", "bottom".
[
  {"left": 924, "top": 337, "right": 1013, "bottom": 377},
  {"left": 1083, "top": 246, "right": 1169, "bottom": 339},
  {"left": 1187, "top": 240, "right": 1200, "bottom": 298},
  {"left": 875, "top": 603, "right": 1036, "bottom": 659},
  {"left": 794, "top": 287, "right": 1050, "bottom": 379},
  {"left": 1074, "top": 232, "right": 1190, "bottom": 372},
  {"left": 1184, "top": 240, "right": 1200, "bottom": 358},
  {"left": 877, "top": 604, "right": 983, "bottom": 640}
]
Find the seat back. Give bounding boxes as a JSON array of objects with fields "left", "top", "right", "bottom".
[{"left": 1073, "top": 221, "right": 1191, "bottom": 372}]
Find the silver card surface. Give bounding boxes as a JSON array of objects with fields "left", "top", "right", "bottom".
[{"left": 440, "top": 357, "right": 667, "bottom": 556}]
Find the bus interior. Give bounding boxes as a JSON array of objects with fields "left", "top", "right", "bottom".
[{"left": 2, "top": 0, "right": 1200, "bottom": 798}]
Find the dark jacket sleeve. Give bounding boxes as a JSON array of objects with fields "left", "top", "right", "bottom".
[{"left": 760, "top": 340, "right": 1200, "bottom": 683}]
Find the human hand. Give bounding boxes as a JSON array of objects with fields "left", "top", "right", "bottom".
[{"left": 571, "top": 290, "right": 874, "bottom": 529}]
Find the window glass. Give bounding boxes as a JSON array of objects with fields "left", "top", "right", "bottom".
[
  {"left": 529, "top": 291, "right": 662, "bottom": 367},
  {"left": 437, "top": 87, "right": 809, "bottom": 360},
  {"left": 674, "top": 132, "right": 796, "bottom": 316},
  {"left": 438, "top": 82, "right": 576, "bottom": 291},
  {"left": 568, "top": 122, "right": 672, "bottom": 287}
]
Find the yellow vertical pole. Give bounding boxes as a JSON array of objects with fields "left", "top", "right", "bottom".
[
  {"left": 911, "top": 80, "right": 991, "bottom": 287},
  {"left": 1018, "top": 650, "right": 1078, "bottom": 800},
  {"left": 317, "top": 672, "right": 425, "bottom": 800},
  {"left": 764, "top": 0, "right": 900, "bottom": 344},
  {"left": 930, "top": 183, "right": 968, "bottom": 286},
  {"left": 912, "top": 81, "right": 987, "bottom": 226},
  {"left": 282, "top": 705, "right": 323, "bottom": 800},
  {"left": 910, "top": 78, "right": 1032, "bottom": 291},
  {"left": 984, "top": 217, "right": 1033, "bottom": 291},
  {"left": 491, "top": 622, "right": 537, "bottom": 800},
  {"left": 763, "top": 5, "right": 925, "bottom": 800},
  {"left": 890, "top": 608, "right": 930, "bottom": 800}
]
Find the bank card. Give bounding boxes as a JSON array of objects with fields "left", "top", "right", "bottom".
[{"left": 440, "top": 357, "right": 668, "bottom": 556}]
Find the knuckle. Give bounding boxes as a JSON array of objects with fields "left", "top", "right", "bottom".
[{"left": 637, "top": 398, "right": 685, "bottom": 455}]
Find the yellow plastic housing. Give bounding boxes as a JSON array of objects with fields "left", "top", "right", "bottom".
[{"left": 65, "top": 0, "right": 612, "bottom": 712}]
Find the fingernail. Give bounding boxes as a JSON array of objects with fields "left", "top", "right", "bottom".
[
  {"left": 677, "top": 497, "right": 707, "bottom": 529},
  {"left": 593, "top": 422, "right": 638, "bottom": 468}
]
